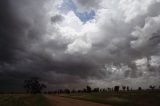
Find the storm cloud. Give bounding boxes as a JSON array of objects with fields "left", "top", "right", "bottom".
[{"left": 0, "top": 0, "right": 160, "bottom": 91}]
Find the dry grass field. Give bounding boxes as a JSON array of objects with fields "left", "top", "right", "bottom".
[{"left": 0, "top": 94, "right": 48, "bottom": 106}]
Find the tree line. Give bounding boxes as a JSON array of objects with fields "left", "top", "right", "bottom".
[{"left": 24, "top": 77, "right": 160, "bottom": 94}]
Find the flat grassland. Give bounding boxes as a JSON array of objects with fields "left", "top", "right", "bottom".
[
  {"left": 58, "top": 90, "right": 160, "bottom": 106},
  {"left": 0, "top": 94, "right": 48, "bottom": 106},
  {"left": 0, "top": 91, "right": 160, "bottom": 106}
]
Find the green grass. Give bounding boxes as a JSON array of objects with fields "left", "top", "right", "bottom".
[
  {"left": 0, "top": 94, "right": 49, "bottom": 106},
  {"left": 58, "top": 90, "right": 160, "bottom": 106}
]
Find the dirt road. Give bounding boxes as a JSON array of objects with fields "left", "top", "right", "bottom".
[{"left": 45, "top": 95, "right": 111, "bottom": 106}]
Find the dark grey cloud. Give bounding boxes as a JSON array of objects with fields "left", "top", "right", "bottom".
[
  {"left": 73, "top": 0, "right": 101, "bottom": 11},
  {"left": 0, "top": 0, "right": 46, "bottom": 91},
  {"left": 0, "top": 0, "right": 105, "bottom": 91},
  {"left": 51, "top": 14, "right": 64, "bottom": 23}
]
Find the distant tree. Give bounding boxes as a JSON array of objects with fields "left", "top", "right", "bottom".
[
  {"left": 102, "top": 89, "right": 106, "bottom": 92},
  {"left": 107, "top": 88, "right": 111, "bottom": 91},
  {"left": 111, "top": 87, "right": 114, "bottom": 91},
  {"left": 78, "top": 90, "right": 83, "bottom": 93},
  {"left": 114, "top": 86, "right": 120, "bottom": 92},
  {"left": 24, "top": 77, "right": 46, "bottom": 94},
  {"left": 126, "top": 86, "right": 129, "bottom": 91},
  {"left": 71, "top": 89, "right": 76, "bottom": 93},
  {"left": 100, "top": 89, "right": 103, "bottom": 92},
  {"left": 149, "top": 85, "right": 155, "bottom": 90},
  {"left": 138, "top": 87, "right": 142, "bottom": 91},
  {"left": 86, "top": 85, "right": 92, "bottom": 93},
  {"left": 64, "top": 89, "right": 70, "bottom": 94},
  {"left": 83, "top": 88, "right": 87, "bottom": 93},
  {"left": 122, "top": 86, "right": 126, "bottom": 91},
  {"left": 93, "top": 88, "right": 99, "bottom": 92}
]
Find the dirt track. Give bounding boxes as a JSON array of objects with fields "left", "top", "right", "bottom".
[{"left": 45, "top": 95, "right": 111, "bottom": 106}]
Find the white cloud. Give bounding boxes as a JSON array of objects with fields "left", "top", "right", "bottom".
[
  {"left": 150, "top": 56, "right": 160, "bottom": 66},
  {"left": 66, "top": 39, "right": 92, "bottom": 54}
]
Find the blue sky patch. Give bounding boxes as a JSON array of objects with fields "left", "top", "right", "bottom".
[{"left": 59, "top": 0, "right": 95, "bottom": 23}]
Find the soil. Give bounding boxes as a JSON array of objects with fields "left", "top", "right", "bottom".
[{"left": 45, "top": 95, "right": 112, "bottom": 106}]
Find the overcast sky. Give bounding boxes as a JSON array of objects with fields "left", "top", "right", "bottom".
[{"left": 0, "top": 0, "right": 160, "bottom": 91}]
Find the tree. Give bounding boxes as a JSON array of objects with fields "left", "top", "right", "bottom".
[
  {"left": 107, "top": 88, "right": 111, "bottom": 91},
  {"left": 138, "top": 87, "right": 142, "bottom": 91},
  {"left": 149, "top": 85, "right": 155, "bottom": 90},
  {"left": 86, "top": 85, "right": 92, "bottom": 93},
  {"left": 24, "top": 77, "right": 46, "bottom": 94},
  {"left": 64, "top": 89, "right": 70, "bottom": 94},
  {"left": 93, "top": 88, "right": 99, "bottom": 92},
  {"left": 114, "top": 86, "right": 119, "bottom": 92},
  {"left": 126, "top": 86, "right": 130, "bottom": 91},
  {"left": 122, "top": 86, "right": 126, "bottom": 91}
]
